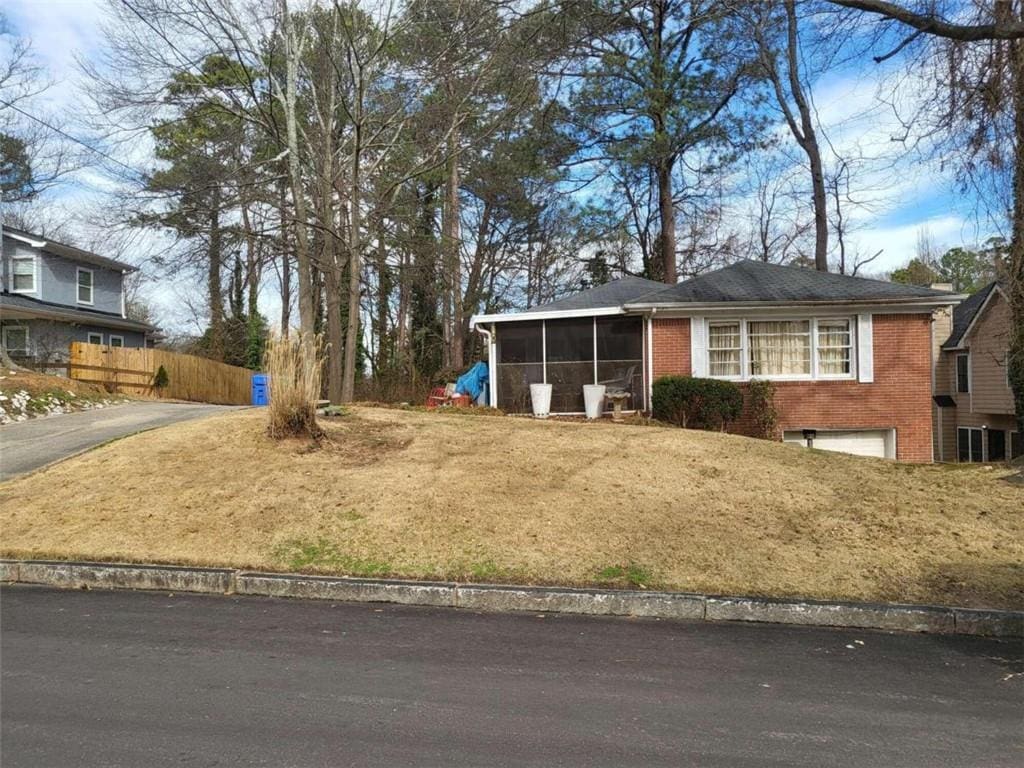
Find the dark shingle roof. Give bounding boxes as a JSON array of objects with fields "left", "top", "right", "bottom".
[
  {"left": 523, "top": 275, "right": 669, "bottom": 313},
  {"left": 0, "top": 291, "right": 156, "bottom": 332},
  {"left": 628, "top": 260, "right": 957, "bottom": 306},
  {"left": 3, "top": 227, "right": 138, "bottom": 273},
  {"left": 942, "top": 281, "right": 999, "bottom": 350}
]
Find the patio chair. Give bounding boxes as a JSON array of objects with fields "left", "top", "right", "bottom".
[{"left": 598, "top": 365, "right": 636, "bottom": 396}]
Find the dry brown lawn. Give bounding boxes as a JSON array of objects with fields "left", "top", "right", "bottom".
[{"left": 1, "top": 406, "right": 1021, "bottom": 609}]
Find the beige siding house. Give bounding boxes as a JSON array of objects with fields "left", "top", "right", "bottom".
[{"left": 934, "top": 282, "right": 1020, "bottom": 462}]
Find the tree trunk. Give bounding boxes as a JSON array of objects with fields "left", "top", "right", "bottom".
[
  {"left": 341, "top": 86, "right": 362, "bottom": 402},
  {"left": 325, "top": 253, "right": 345, "bottom": 406},
  {"left": 657, "top": 160, "right": 677, "bottom": 284},
  {"left": 374, "top": 216, "right": 391, "bottom": 375},
  {"left": 1008, "top": 14, "right": 1024, "bottom": 434},
  {"left": 207, "top": 188, "right": 225, "bottom": 360},
  {"left": 282, "top": 5, "right": 315, "bottom": 334},
  {"left": 445, "top": 129, "right": 464, "bottom": 369},
  {"left": 278, "top": 179, "right": 291, "bottom": 337}
]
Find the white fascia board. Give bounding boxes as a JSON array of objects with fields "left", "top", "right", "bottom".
[
  {"left": 5, "top": 231, "right": 47, "bottom": 248},
  {"left": 623, "top": 298, "right": 965, "bottom": 315},
  {"left": 470, "top": 306, "right": 627, "bottom": 329}
]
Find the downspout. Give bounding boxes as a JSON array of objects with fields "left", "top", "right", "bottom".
[{"left": 475, "top": 323, "right": 497, "bottom": 408}]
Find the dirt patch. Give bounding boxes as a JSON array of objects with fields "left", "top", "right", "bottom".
[{"left": 1, "top": 406, "right": 1021, "bottom": 609}]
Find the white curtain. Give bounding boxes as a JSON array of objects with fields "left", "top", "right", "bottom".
[
  {"left": 817, "top": 321, "right": 851, "bottom": 375},
  {"left": 708, "top": 323, "right": 741, "bottom": 376},
  {"left": 748, "top": 321, "right": 810, "bottom": 375}
]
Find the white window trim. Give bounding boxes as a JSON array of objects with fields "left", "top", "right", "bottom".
[
  {"left": 87, "top": 332, "right": 103, "bottom": 345},
  {"left": 2, "top": 324, "right": 30, "bottom": 355},
  {"left": 10, "top": 255, "right": 37, "bottom": 294},
  {"left": 77, "top": 267, "right": 95, "bottom": 306},
  {"left": 109, "top": 335, "right": 125, "bottom": 348},
  {"left": 705, "top": 316, "right": 857, "bottom": 382},
  {"left": 958, "top": 426, "right": 983, "bottom": 462},
  {"left": 956, "top": 352, "right": 971, "bottom": 394}
]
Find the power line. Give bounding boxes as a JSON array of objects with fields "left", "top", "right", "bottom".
[{"left": 0, "top": 98, "right": 150, "bottom": 183}]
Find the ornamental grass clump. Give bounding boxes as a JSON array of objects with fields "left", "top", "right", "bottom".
[{"left": 265, "top": 333, "right": 324, "bottom": 439}]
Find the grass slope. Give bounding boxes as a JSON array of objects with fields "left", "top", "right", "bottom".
[{"left": 1, "top": 406, "right": 1021, "bottom": 609}]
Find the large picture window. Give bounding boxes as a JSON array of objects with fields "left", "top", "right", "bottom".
[
  {"left": 748, "top": 320, "right": 811, "bottom": 376},
  {"left": 706, "top": 317, "right": 856, "bottom": 381}
]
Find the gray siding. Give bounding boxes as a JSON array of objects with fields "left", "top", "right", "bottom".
[
  {"left": 1, "top": 319, "right": 146, "bottom": 362},
  {"left": 3, "top": 237, "right": 125, "bottom": 315}
]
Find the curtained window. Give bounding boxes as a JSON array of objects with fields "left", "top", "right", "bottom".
[
  {"left": 708, "top": 322, "right": 741, "bottom": 377},
  {"left": 748, "top": 320, "right": 810, "bottom": 376},
  {"left": 816, "top": 319, "right": 851, "bottom": 376}
]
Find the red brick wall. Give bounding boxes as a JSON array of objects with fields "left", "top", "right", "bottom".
[
  {"left": 652, "top": 318, "right": 691, "bottom": 377},
  {"left": 650, "top": 313, "right": 935, "bottom": 463}
]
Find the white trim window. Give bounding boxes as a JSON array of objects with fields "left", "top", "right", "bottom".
[
  {"left": 708, "top": 322, "right": 741, "bottom": 377},
  {"left": 816, "top": 319, "right": 852, "bottom": 376},
  {"left": 2, "top": 325, "right": 30, "bottom": 356},
  {"left": 11, "top": 256, "right": 36, "bottom": 293},
  {"left": 87, "top": 332, "right": 103, "bottom": 345},
  {"left": 109, "top": 335, "right": 125, "bottom": 348},
  {"left": 706, "top": 317, "right": 856, "bottom": 382},
  {"left": 77, "top": 267, "right": 94, "bottom": 305},
  {"left": 748, "top": 320, "right": 811, "bottom": 377}
]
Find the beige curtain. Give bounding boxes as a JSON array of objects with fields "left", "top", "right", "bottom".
[
  {"left": 817, "top": 321, "right": 851, "bottom": 375},
  {"left": 748, "top": 320, "right": 810, "bottom": 375},
  {"left": 709, "top": 323, "right": 741, "bottom": 376}
]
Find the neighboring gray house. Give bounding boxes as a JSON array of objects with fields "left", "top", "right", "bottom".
[{"left": 1, "top": 226, "right": 157, "bottom": 365}]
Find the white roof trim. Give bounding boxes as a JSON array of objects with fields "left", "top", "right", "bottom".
[
  {"left": 624, "top": 296, "right": 964, "bottom": 312},
  {"left": 6, "top": 231, "right": 47, "bottom": 248},
  {"left": 470, "top": 306, "right": 625, "bottom": 328}
]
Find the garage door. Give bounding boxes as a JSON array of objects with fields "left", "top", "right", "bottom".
[{"left": 783, "top": 430, "right": 893, "bottom": 459}]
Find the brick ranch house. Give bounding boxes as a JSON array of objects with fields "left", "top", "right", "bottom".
[{"left": 471, "top": 260, "right": 963, "bottom": 463}]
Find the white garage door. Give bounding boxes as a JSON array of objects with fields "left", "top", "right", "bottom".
[{"left": 783, "top": 430, "right": 893, "bottom": 459}]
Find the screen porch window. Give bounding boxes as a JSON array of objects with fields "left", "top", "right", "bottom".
[
  {"left": 817, "top": 320, "right": 852, "bottom": 376},
  {"left": 11, "top": 257, "right": 35, "bottom": 292},
  {"left": 748, "top": 320, "right": 811, "bottom": 377},
  {"left": 708, "top": 322, "right": 741, "bottom": 377},
  {"left": 495, "top": 316, "right": 645, "bottom": 414}
]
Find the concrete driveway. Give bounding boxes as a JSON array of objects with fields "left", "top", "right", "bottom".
[{"left": 0, "top": 401, "right": 241, "bottom": 480}]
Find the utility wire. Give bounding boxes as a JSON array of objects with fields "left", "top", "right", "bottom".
[{"left": 1, "top": 98, "right": 150, "bottom": 183}]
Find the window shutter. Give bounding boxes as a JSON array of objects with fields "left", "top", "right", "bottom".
[
  {"left": 857, "top": 313, "right": 874, "bottom": 383},
  {"left": 690, "top": 316, "right": 707, "bottom": 377}
]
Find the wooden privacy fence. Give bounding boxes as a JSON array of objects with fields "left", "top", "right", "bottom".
[{"left": 69, "top": 342, "right": 253, "bottom": 405}]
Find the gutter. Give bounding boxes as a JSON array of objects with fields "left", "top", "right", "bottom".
[
  {"left": 623, "top": 296, "right": 966, "bottom": 312},
  {"left": 474, "top": 324, "right": 498, "bottom": 407}
]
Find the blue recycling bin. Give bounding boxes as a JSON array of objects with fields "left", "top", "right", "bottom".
[{"left": 251, "top": 373, "right": 269, "bottom": 406}]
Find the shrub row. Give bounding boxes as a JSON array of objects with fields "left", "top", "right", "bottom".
[{"left": 651, "top": 375, "right": 744, "bottom": 431}]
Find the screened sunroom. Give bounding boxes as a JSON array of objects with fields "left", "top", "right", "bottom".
[{"left": 490, "top": 315, "right": 647, "bottom": 415}]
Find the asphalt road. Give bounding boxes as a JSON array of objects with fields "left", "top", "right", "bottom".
[
  {"left": 0, "top": 401, "right": 239, "bottom": 480},
  {"left": 1, "top": 586, "right": 1020, "bottom": 767}
]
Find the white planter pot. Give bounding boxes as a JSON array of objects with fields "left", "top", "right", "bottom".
[
  {"left": 530, "top": 383, "right": 552, "bottom": 418},
  {"left": 583, "top": 384, "right": 606, "bottom": 420}
]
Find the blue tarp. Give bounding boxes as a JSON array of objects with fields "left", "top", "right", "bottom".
[{"left": 454, "top": 361, "right": 489, "bottom": 404}]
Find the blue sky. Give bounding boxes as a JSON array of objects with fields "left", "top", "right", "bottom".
[{"left": 3, "top": 0, "right": 1000, "bottom": 294}]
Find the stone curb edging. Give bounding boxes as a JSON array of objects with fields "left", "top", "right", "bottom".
[{"left": 1, "top": 559, "right": 1020, "bottom": 638}]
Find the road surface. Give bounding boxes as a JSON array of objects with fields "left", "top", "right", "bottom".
[
  {"left": 1, "top": 586, "right": 1020, "bottom": 767},
  {"left": 0, "top": 402, "right": 239, "bottom": 480}
]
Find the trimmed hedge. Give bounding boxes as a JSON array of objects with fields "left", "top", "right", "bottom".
[{"left": 651, "top": 375, "right": 743, "bottom": 431}]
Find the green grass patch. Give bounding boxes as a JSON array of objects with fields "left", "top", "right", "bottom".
[
  {"left": 596, "top": 563, "right": 656, "bottom": 589},
  {"left": 274, "top": 538, "right": 390, "bottom": 577}
]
